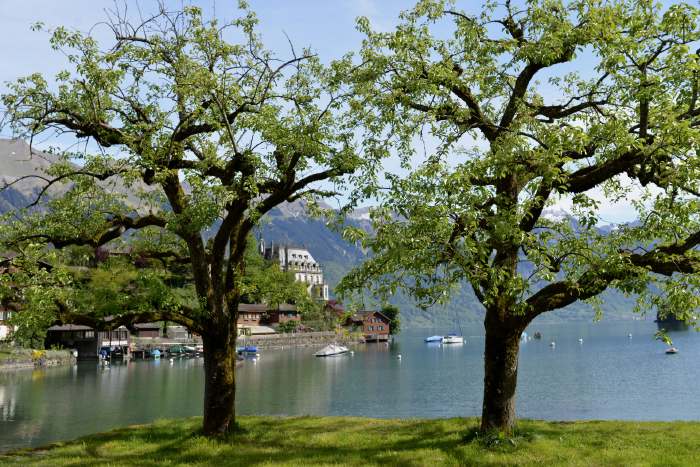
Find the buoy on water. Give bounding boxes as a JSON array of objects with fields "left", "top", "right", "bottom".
[
  {"left": 578, "top": 338, "right": 583, "bottom": 343},
  {"left": 397, "top": 354, "right": 402, "bottom": 360},
  {"left": 549, "top": 341, "right": 556, "bottom": 348}
]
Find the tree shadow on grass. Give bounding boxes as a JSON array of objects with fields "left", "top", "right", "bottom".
[{"left": 0, "top": 417, "right": 546, "bottom": 466}]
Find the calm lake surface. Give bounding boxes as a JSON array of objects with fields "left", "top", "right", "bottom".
[{"left": 2, "top": 319, "right": 700, "bottom": 452}]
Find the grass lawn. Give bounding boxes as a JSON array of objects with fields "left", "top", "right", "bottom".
[{"left": 1, "top": 416, "right": 698, "bottom": 466}]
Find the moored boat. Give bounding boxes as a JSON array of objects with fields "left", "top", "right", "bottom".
[
  {"left": 424, "top": 335, "right": 443, "bottom": 343},
  {"left": 314, "top": 344, "right": 349, "bottom": 357},
  {"left": 666, "top": 347, "right": 679, "bottom": 354},
  {"left": 237, "top": 345, "right": 258, "bottom": 354},
  {"left": 442, "top": 334, "right": 464, "bottom": 344}
]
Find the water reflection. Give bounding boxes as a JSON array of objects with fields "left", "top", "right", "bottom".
[{"left": 2, "top": 320, "right": 700, "bottom": 453}]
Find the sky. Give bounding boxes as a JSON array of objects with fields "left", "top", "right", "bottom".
[{"left": 0, "top": 0, "right": 687, "bottom": 223}]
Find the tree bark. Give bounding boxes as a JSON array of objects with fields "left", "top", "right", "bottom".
[
  {"left": 480, "top": 314, "right": 522, "bottom": 433},
  {"left": 202, "top": 329, "right": 238, "bottom": 435}
]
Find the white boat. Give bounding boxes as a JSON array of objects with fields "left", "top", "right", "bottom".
[
  {"left": 666, "top": 347, "right": 679, "bottom": 354},
  {"left": 314, "top": 344, "right": 349, "bottom": 357},
  {"left": 442, "top": 334, "right": 464, "bottom": 344},
  {"left": 424, "top": 335, "right": 443, "bottom": 343}
]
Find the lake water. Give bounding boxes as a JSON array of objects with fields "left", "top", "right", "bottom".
[{"left": 2, "top": 319, "right": 700, "bottom": 452}]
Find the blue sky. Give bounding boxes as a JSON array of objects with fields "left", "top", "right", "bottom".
[{"left": 0, "top": 1, "right": 686, "bottom": 222}]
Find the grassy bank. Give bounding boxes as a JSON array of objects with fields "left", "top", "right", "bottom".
[{"left": 2, "top": 416, "right": 698, "bottom": 466}]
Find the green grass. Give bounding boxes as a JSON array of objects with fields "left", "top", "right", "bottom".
[{"left": 2, "top": 416, "right": 699, "bottom": 466}]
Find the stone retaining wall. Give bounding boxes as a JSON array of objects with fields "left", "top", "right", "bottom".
[
  {"left": 239, "top": 331, "right": 364, "bottom": 349},
  {"left": 0, "top": 349, "right": 76, "bottom": 371}
]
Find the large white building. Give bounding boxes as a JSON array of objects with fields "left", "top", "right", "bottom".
[{"left": 262, "top": 241, "right": 329, "bottom": 301}]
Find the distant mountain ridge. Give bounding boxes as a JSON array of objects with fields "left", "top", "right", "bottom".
[{"left": 0, "top": 138, "right": 640, "bottom": 328}]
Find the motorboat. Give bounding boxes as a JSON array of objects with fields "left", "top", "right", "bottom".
[
  {"left": 314, "top": 344, "right": 349, "bottom": 357},
  {"left": 442, "top": 334, "right": 464, "bottom": 344},
  {"left": 237, "top": 345, "right": 258, "bottom": 355},
  {"left": 424, "top": 335, "right": 443, "bottom": 343},
  {"left": 666, "top": 347, "right": 679, "bottom": 354}
]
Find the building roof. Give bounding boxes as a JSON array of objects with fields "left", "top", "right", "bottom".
[
  {"left": 325, "top": 300, "right": 345, "bottom": 312},
  {"left": 48, "top": 322, "right": 129, "bottom": 331},
  {"left": 350, "top": 310, "right": 390, "bottom": 322},
  {"left": 48, "top": 324, "right": 95, "bottom": 331},
  {"left": 239, "top": 303, "right": 298, "bottom": 313},
  {"left": 239, "top": 303, "right": 268, "bottom": 313},
  {"left": 133, "top": 323, "right": 161, "bottom": 329}
]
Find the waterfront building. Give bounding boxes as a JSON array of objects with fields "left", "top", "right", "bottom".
[
  {"left": 261, "top": 240, "right": 329, "bottom": 301},
  {"left": 45, "top": 324, "right": 130, "bottom": 359},
  {"left": 237, "top": 303, "right": 300, "bottom": 335},
  {"left": 344, "top": 310, "right": 391, "bottom": 342}
]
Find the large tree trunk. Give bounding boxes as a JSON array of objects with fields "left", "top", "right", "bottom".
[
  {"left": 480, "top": 314, "right": 522, "bottom": 433},
  {"left": 202, "top": 330, "right": 238, "bottom": 435}
]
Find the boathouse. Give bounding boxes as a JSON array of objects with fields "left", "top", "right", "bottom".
[{"left": 45, "top": 324, "right": 130, "bottom": 359}]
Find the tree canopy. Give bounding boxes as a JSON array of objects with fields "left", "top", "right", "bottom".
[
  {"left": 339, "top": 0, "right": 700, "bottom": 432},
  {"left": 342, "top": 0, "right": 700, "bottom": 325},
  {"left": 0, "top": 3, "right": 374, "bottom": 435}
]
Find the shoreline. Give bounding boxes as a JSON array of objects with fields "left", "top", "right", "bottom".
[
  {"left": 0, "top": 349, "right": 76, "bottom": 372},
  {"left": 2, "top": 416, "right": 699, "bottom": 465},
  {"left": 239, "top": 330, "right": 365, "bottom": 350}
]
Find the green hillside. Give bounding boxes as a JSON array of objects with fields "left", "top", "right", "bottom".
[{"left": 257, "top": 208, "right": 639, "bottom": 329}]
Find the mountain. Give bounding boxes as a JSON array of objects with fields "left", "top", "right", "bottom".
[
  {"left": 0, "top": 138, "right": 639, "bottom": 328},
  {"left": 257, "top": 202, "right": 639, "bottom": 327}
]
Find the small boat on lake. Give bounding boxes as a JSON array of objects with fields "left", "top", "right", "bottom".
[
  {"left": 237, "top": 345, "right": 258, "bottom": 355},
  {"left": 314, "top": 344, "right": 349, "bottom": 357},
  {"left": 666, "top": 347, "right": 679, "bottom": 354},
  {"left": 442, "top": 334, "right": 464, "bottom": 344},
  {"left": 424, "top": 335, "right": 443, "bottom": 343}
]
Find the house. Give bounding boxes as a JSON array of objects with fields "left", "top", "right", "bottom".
[
  {"left": 272, "top": 303, "right": 302, "bottom": 327},
  {"left": 261, "top": 241, "right": 329, "bottom": 301},
  {"left": 45, "top": 324, "right": 130, "bottom": 359},
  {"left": 345, "top": 310, "right": 391, "bottom": 342},
  {"left": 131, "top": 323, "right": 163, "bottom": 338},
  {"left": 237, "top": 303, "right": 301, "bottom": 335}
]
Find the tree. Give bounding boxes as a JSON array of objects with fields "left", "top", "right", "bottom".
[
  {"left": 0, "top": 4, "right": 370, "bottom": 436},
  {"left": 380, "top": 304, "right": 401, "bottom": 334},
  {"left": 340, "top": 0, "right": 700, "bottom": 433}
]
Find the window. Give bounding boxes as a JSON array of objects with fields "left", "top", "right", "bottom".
[
  {"left": 368, "top": 325, "right": 374, "bottom": 331},
  {"left": 379, "top": 326, "right": 384, "bottom": 331}
]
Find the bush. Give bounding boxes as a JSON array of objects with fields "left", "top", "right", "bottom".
[{"left": 277, "top": 321, "right": 298, "bottom": 333}]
